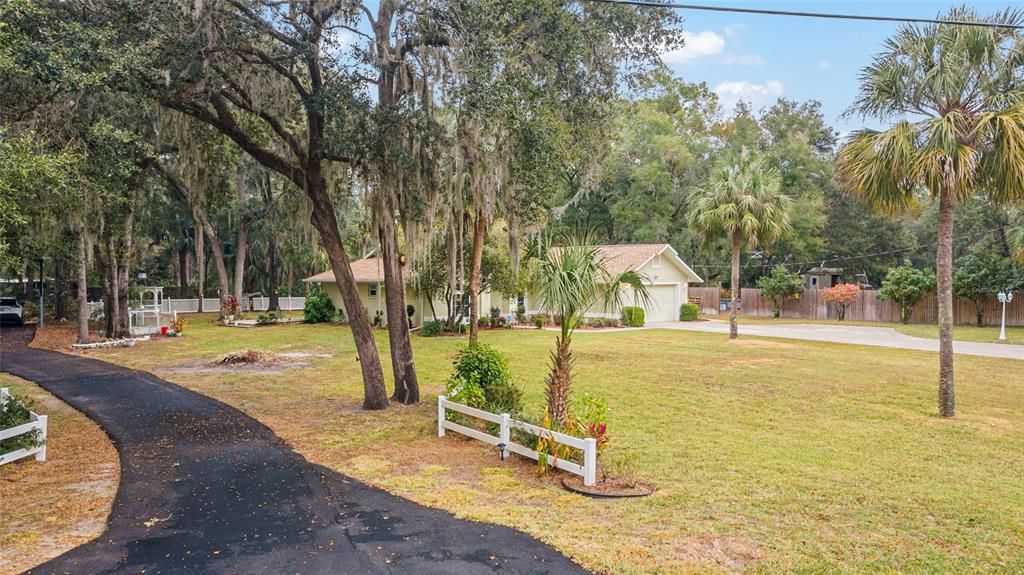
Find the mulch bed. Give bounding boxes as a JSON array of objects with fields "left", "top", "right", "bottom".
[{"left": 561, "top": 476, "right": 655, "bottom": 498}]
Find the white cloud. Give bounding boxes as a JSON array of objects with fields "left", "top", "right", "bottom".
[
  {"left": 714, "top": 80, "right": 784, "bottom": 113},
  {"left": 661, "top": 30, "right": 725, "bottom": 64},
  {"left": 723, "top": 54, "right": 764, "bottom": 66},
  {"left": 724, "top": 24, "right": 745, "bottom": 38},
  {"left": 818, "top": 60, "right": 831, "bottom": 70}
]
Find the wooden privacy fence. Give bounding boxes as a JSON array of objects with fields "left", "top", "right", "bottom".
[
  {"left": 688, "top": 287, "right": 721, "bottom": 315},
  {"left": 437, "top": 396, "right": 598, "bottom": 486},
  {"left": 733, "top": 288, "right": 1024, "bottom": 326},
  {"left": 0, "top": 388, "right": 47, "bottom": 467}
]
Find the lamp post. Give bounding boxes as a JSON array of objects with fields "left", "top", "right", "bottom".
[{"left": 997, "top": 290, "right": 1013, "bottom": 342}]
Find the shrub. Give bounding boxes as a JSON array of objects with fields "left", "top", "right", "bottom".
[
  {"left": 489, "top": 306, "right": 501, "bottom": 323},
  {"left": 585, "top": 317, "right": 620, "bottom": 328},
  {"left": 407, "top": 304, "right": 415, "bottom": 328},
  {"left": 421, "top": 319, "right": 444, "bottom": 337},
  {"left": 478, "top": 316, "right": 491, "bottom": 328},
  {"left": 0, "top": 394, "right": 44, "bottom": 456},
  {"left": 823, "top": 283, "right": 860, "bottom": 321},
  {"left": 879, "top": 266, "right": 935, "bottom": 324},
  {"left": 531, "top": 313, "right": 549, "bottom": 329},
  {"left": 621, "top": 306, "right": 645, "bottom": 327},
  {"left": 679, "top": 302, "right": 700, "bottom": 321},
  {"left": 303, "top": 285, "right": 335, "bottom": 323},
  {"left": 445, "top": 344, "right": 523, "bottom": 415},
  {"left": 170, "top": 315, "right": 188, "bottom": 333},
  {"left": 372, "top": 310, "right": 384, "bottom": 327},
  {"left": 256, "top": 312, "right": 280, "bottom": 325},
  {"left": 756, "top": 265, "right": 804, "bottom": 318},
  {"left": 515, "top": 304, "right": 526, "bottom": 324}
]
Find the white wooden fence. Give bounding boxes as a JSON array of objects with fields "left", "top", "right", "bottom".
[
  {"left": 437, "top": 396, "right": 597, "bottom": 486},
  {"left": 88, "top": 296, "right": 307, "bottom": 317},
  {"left": 0, "top": 388, "right": 47, "bottom": 466}
]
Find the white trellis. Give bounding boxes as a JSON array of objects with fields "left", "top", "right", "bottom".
[{"left": 0, "top": 388, "right": 47, "bottom": 466}]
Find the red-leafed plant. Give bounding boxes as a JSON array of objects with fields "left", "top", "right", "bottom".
[{"left": 823, "top": 283, "right": 860, "bottom": 321}]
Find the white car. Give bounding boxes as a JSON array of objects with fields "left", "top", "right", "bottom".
[{"left": 0, "top": 297, "right": 24, "bottom": 325}]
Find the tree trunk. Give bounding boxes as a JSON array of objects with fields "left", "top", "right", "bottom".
[
  {"left": 976, "top": 301, "right": 984, "bottom": 328},
  {"left": 468, "top": 211, "right": 486, "bottom": 345},
  {"left": 268, "top": 238, "right": 280, "bottom": 312},
  {"left": 936, "top": 191, "right": 955, "bottom": 418},
  {"left": 77, "top": 232, "right": 90, "bottom": 344},
  {"left": 379, "top": 211, "right": 419, "bottom": 404},
  {"left": 545, "top": 335, "right": 573, "bottom": 428},
  {"left": 195, "top": 210, "right": 206, "bottom": 312},
  {"left": 730, "top": 230, "right": 741, "bottom": 340},
  {"left": 307, "top": 175, "right": 388, "bottom": 410},
  {"left": 54, "top": 257, "right": 68, "bottom": 321},
  {"left": 197, "top": 216, "right": 230, "bottom": 316},
  {"left": 232, "top": 219, "right": 249, "bottom": 304},
  {"left": 177, "top": 247, "right": 189, "bottom": 292}
]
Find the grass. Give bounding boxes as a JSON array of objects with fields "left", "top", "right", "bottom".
[
  {"left": 0, "top": 375, "right": 118, "bottom": 575},
  {"left": 39, "top": 316, "right": 1024, "bottom": 574},
  {"left": 709, "top": 313, "right": 1024, "bottom": 345}
]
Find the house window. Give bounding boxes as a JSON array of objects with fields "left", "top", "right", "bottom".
[
  {"left": 369, "top": 283, "right": 378, "bottom": 297},
  {"left": 653, "top": 254, "right": 662, "bottom": 268},
  {"left": 811, "top": 277, "right": 818, "bottom": 287}
]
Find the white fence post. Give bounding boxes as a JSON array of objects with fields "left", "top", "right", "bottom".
[
  {"left": 437, "top": 395, "right": 446, "bottom": 437},
  {"left": 34, "top": 414, "right": 47, "bottom": 462},
  {"left": 499, "top": 413, "right": 510, "bottom": 460},
  {"left": 583, "top": 438, "right": 597, "bottom": 486}
]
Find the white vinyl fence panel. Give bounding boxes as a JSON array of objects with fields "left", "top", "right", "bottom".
[
  {"left": 0, "top": 388, "right": 47, "bottom": 466},
  {"left": 87, "top": 297, "right": 306, "bottom": 317},
  {"left": 437, "top": 396, "right": 597, "bottom": 486}
]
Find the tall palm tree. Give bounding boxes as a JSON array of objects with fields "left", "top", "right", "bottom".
[
  {"left": 835, "top": 7, "right": 1024, "bottom": 418},
  {"left": 532, "top": 232, "right": 650, "bottom": 427},
  {"left": 689, "top": 147, "right": 791, "bottom": 339}
]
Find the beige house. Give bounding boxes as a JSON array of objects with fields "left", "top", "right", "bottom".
[{"left": 304, "top": 243, "right": 702, "bottom": 326}]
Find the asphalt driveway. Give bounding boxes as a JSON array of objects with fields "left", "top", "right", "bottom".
[{"left": 0, "top": 326, "right": 590, "bottom": 575}]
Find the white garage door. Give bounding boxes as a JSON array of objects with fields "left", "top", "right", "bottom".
[{"left": 647, "top": 284, "right": 679, "bottom": 322}]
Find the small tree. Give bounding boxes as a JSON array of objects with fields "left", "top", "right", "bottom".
[
  {"left": 756, "top": 266, "right": 804, "bottom": 318},
  {"left": 823, "top": 283, "right": 860, "bottom": 321},
  {"left": 879, "top": 266, "right": 934, "bottom": 324},
  {"left": 953, "top": 244, "right": 1015, "bottom": 326}
]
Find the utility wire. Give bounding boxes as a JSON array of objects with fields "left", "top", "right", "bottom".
[
  {"left": 581, "top": 0, "right": 1024, "bottom": 30},
  {"left": 691, "top": 224, "right": 1024, "bottom": 271}
]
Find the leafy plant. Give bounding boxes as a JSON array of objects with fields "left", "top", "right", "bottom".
[
  {"left": 256, "top": 312, "right": 280, "bottom": 325},
  {"left": 0, "top": 394, "right": 44, "bottom": 456},
  {"left": 478, "top": 316, "right": 491, "bottom": 328},
  {"left": 756, "top": 265, "right": 804, "bottom": 318},
  {"left": 678, "top": 303, "right": 700, "bottom": 321},
  {"left": 421, "top": 319, "right": 444, "bottom": 337},
  {"left": 823, "top": 283, "right": 860, "bottom": 321},
  {"left": 372, "top": 310, "right": 384, "bottom": 327},
  {"left": 169, "top": 315, "right": 188, "bottom": 333},
  {"left": 489, "top": 306, "right": 501, "bottom": 323},
  {"left": 531, "top": 313, "right": 549, "bottom": 329},
  {"left": 621, "top": 306, "right": 645, "bottom": 327},
  {"left": 879, "top": 266, "right": 935, "bottom": 324},
  {"left": 445, "top": 344, "right": 522, "bottom": 415},
  {"left": 303, "top": 285, "right": 335, "bottom": 323}
]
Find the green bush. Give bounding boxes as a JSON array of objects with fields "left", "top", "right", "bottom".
[
  {"left": 421, "top": 319, "right": 444, "bottom": 337},
  {"left": 621, "top": 306, "right": 645, "bottom": 327},
  {"left": 303, "top": 285, "right": 335, "bottom": 323},
  {"left": 1, "top": 394, "right": 44, "bottom": 456},
  {"left": 478, "top": 316, "right": 491, "bottom": 328},
  {"left": 257, "top": 311, "right": 281, "bottom": 325},
  {"left": 679, "top": 302, "right": 700, "bottom": 321},
  {"left": 531, "top": 313, "right": 549, "bottom": 329},
  {"left": 489, "top": 306, "right": 501, "bottom": 323},
  {"left": 445, "top": 343, "right": 523, "bottom": 415}
]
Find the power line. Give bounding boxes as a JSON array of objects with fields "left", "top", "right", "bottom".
[
  {"left": 691, "top": 224, "right": 1024, "bottom": 271},
  {"left": 581, "top": 0, "right": 1024, "bottom": 30}
]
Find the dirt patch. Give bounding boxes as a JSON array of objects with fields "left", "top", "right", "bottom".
[
  {"left": 0, "top": 375, "right": 119, "bottom": 575},
  {"left": 162, "top": 349, "right": 329, "bottom": 375}
]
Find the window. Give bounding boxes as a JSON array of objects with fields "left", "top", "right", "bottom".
[
  {"left": 811, "top": 277, "right": 818, "bottom": 287},
  {"left": 368, "top": 283, "right": 378, "bottom": 297},
  {"left": 652, "top": 254, "right": 662, "bottom": 268}
]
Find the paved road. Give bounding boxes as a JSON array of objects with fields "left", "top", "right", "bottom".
[
  {"left": 649, "top": 320, "right": 1024, "bottom": 360},
  {"left": 0, "top": 327, "right": 590, "bottom": 575}
]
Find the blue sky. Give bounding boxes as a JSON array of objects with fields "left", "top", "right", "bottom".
[{"left": 658, "top": 0, "right": 1024, "bottom": 135}]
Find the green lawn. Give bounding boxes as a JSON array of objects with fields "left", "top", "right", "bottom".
[{"left": 66, "top": 317, "right": 1024, "bottom": 574}]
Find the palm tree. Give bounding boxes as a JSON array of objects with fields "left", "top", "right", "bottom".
[
  {"left": 532, "top": 232, "right": 650, "bottom": 427},
  {"left": 835, "top": 7, "right": 1024, "bottom": 418},
  {"left": 689, "top": 147, "right": 791, "bottom": 339}
]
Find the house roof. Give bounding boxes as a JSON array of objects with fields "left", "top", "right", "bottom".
[
  {"left": 591, "top": 244, "right": 703, "bottom": 283},
  {"left": 304, "top": 243, "right": 703, "bottom": 285},
  {"left": 304, "top": 257, "right": 388, "bottom": 284}
]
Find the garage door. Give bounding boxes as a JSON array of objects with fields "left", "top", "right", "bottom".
[{"left": 647, "top": 284, "right": 678, "bottom": 322}]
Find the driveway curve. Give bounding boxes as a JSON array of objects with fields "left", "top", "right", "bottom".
[
  {"left": 0, "top": 327, "right": 590, "bottom": 575},
  {"left": 650, "top": 320, "right": 1024, "bottom": 360}
]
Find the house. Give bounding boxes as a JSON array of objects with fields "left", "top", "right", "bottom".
[
  {"left": 304, "top": 243, "right": 702, "bottom": 326},
  {"left": 801, "top": 267, "right": 844, "bottom": 290}
]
